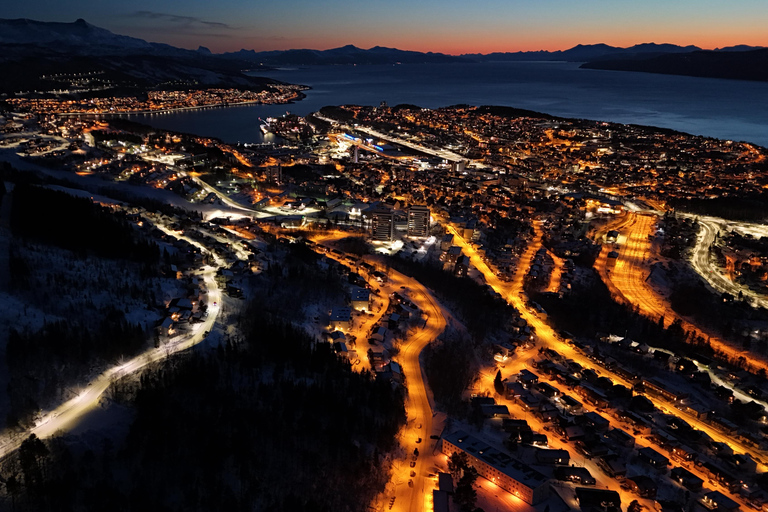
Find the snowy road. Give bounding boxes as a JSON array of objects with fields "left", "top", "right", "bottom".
[
  {"left": 0, "top": 222, "right": 223, "bottom": 459},
  {"left": 687, "top": 214, "right": 768, "bottom": 310},
  {"left": 310, "top": 231, "right": 450, "bottom": 512}
]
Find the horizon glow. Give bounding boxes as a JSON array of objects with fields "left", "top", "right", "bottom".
[{"left": 1, "top": 0, "right": 767, "bottom": 54}]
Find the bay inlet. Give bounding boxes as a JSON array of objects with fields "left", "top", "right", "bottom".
[{"left": 126, "top": 61, "right": 768, "bottom": 147}]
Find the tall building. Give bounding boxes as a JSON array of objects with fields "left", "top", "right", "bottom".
[
  {"left": 407, "top": 205, "right": 430, "bottom": 237},
  {"left": 266, "top": 165, "right": 282, "bottom": 183},
  {"left": 451, "top": 160, "right": 467, "bottom": 173},
  {"left": 371, "top": 208, "right": 394, "bottom": 242}
]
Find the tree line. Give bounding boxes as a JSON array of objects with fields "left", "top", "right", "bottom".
[
  {"left": 6, "top": 309, "right": 147, "bottom": 428},
  {"left": 385, "top": 256, "right": 516, "bottom": 342},
  {"left": 10, "top": 184, "right": 159, "bottom": 264},
  {"left": 423, "top": 335, "right": 478, "bottom": 416},
  {"left": 669, "top": 194, "right": 768, "bottom": 222},
  {"left": 0, "top": 307, "right": 406, "bottom": 512},
  {"left": 533, "top": 273, "right": 717, "bottom": 360}
]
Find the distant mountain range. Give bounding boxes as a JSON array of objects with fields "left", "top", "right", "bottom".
[
  {"left": 0, "top": 17, "right": 766, "bottom": 94},
  {"left": 233, "top": 41, "right": 768, "bottom": 82},
  {"left": 464, "top": 42, "right": 706, "bottom": 63},
  {"left": 228, "top": 41, "right": 766, "bottom": 70},
  {"left": 221, "top": 44, "right": 464, "bottom": 66}
]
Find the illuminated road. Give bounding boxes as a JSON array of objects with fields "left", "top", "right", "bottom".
[
  {"left": 0, "top": 221, "right": 224, "bottom": 459},
  {"left": 309, "top": 231, "right": 449, "bottom": 512},
  {"left": 179, "top": 169, "right": 270, "bottom": 217},
  {"left": 546, "top": 252, "right": 565, "bottom": 294},
  {"left": 349, "top": 292, "right": 390, "bottom": 370},
  {"left": 595, "top": 214, "right": 661, "bottom": 316},
  {"left": 444, "top": 222, "right": 536, "bottom": 316},
  {"left": 593, "top": 212, "right": 768, "bottom": 372},
  {"left": 329, "top": 133, "right": 408, "bottom": 161},
  {"left": 140, "top": 153, "right": 269, "bottom": 218},
  {"left": 392, "top": 274, "right": 447, "bottom": 512},
  {"left": 447, "top": 220, "right": 768, "bottom": 507},
  {"left": 687, "top": 215, "right": 768, "bottom": 310},
  {"left": 314, "top": 113, "right": 479, "bottom": 166},
  {"left": 474, "top": 364, "right": 655, "bottom": 511},
  {"left": 475, "top": 357, "right": 752, "bottom": 511}
]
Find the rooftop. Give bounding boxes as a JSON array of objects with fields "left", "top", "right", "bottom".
[{"left": 443, "top": 430, "right": 548, "bottom": 488}]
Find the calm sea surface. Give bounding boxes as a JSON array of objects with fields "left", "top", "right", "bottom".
[{"left": 126, "top": 62, "right": 768, "bottom": 147}]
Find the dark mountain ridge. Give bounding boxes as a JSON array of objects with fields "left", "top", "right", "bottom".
[
  {"left": 0, "top": 18, "right": 192, "bottom": 57},
  {"left": 581, "top": 48, "right": 768, "bottom": 82},
  {"left": 220, "top": 44, "right": 467, "bottom": 65},
  {"left": 1, "top": 18, "right": 765, "bottom": 90},
  {"left": 221, "top": 42, "right": 716, "bottom": 65},
  {"left": 229, "top": 40, "right": 768, "bottom": 82},
  {"left": 463, "top": 42, "right": 704, "bottom": 62},
  {"left": 0, "top": 18, "right": 279, "bottom": 94}
]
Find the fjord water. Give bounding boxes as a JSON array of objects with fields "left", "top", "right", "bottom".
[{"left": 128, "top": 61, "right": 768, "bottom": 147}]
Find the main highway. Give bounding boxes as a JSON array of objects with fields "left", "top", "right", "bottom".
[
  {"left": 593, "top": 212, "right": 768, "bottom": 372},
  {"left": 594, "top": 213, "right": 664, "bottom": 318},
  {"left": 446, "top": 219, "right": 768, "bottom": 501},
  {"left": 0, "top": 218, "right": 224, "bottom": 460}
]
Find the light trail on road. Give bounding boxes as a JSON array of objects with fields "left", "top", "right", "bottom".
[
  {"left": 687, "top": 215, "right": 768, "bottom": 310},
  {"left": 594, "top": 212, "right": 768, "bottom": 372},
  {"left": 448, "top": 219, "right": 768, "bottom": 506},
  {"left": 0, "top": 220, "right": 224, "bottom": 460}
]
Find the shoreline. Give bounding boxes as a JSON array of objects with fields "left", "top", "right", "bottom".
[{"left": 49, "top": 90, "right": 309, "bottom": 117}]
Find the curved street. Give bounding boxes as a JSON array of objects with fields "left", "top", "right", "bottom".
[
  {"left": 0, "top": 220, "right": 224, "bottom": 460},
  {"left": 386, "top": 269, "right": 447, "bottom": 512},
  {"left": 688, "top": 215, "right": 768, "bottom": 310},
  {"left": 594, "top": 212, "right": 768, "bottom": 372},
  {"left": 309, "top": 231, "right": 450, "bottom": 512}
]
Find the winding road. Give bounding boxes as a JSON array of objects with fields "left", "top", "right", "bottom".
[
  {"left": 687, "top": 215, "right": 768, "bottom": 310},
  {"left": 309, "top": 231, "right": 451, "bottom": 512},
  {"left": 593, "top": 212, "right": 768, "bottom": 372},
  {"left": 0, "top": 220, "right": 224, "bottom": 460}
]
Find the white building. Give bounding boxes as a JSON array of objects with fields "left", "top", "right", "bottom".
[{"left": 407, "top": 205, "right": 430, "bottom": 237}]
